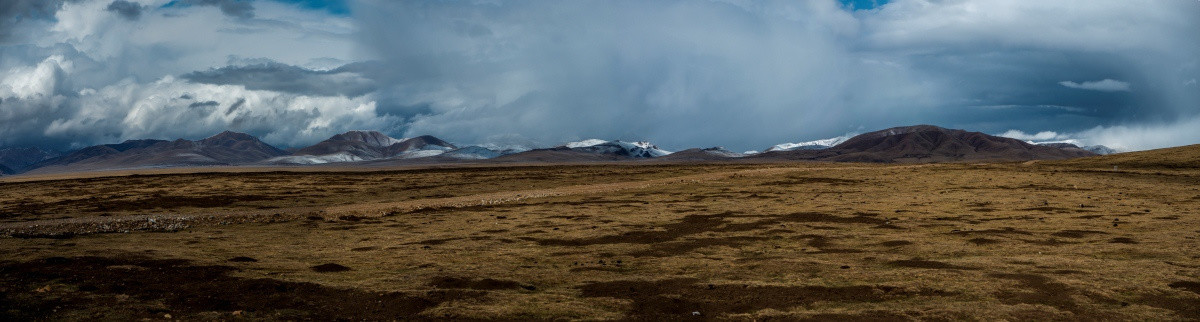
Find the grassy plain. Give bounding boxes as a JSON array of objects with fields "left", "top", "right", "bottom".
[{"left": 1, "top": 160, "right": 1198, "bottom": 320}]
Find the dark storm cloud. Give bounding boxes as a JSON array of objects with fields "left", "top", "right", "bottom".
[
  {"left": 0, "top": 0, "right": 73, "bottom": 42},
  {"left": 354, "top": 0, "right": 1200, "bottom": 152},
  {"left": 188, "top": 100, "right": 219, "bottom": 108},
  {"left": 179, "top": 61, "right": 376, "bottom": 97},
  {"left": 106, "top": 0, "right": 144, "bottom": 20},
  {"left": 175, "top": 0, "right": 254, "bottom": 19},
  {"left": 3, "top": 0, "right": 1200, "bottom": 153}
]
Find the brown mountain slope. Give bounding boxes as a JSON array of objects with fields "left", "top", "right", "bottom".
[
  {"left": 292, "top": 131, "right": 402, "bottom": 160},
  {"left": 753, "top": 125, "right": 1095, "bottom": 163},
  {"left": 288, "top": 132, "right": 457, "bottom": 161},
  {"left": 653, "top": 148, "right": 743, "bottom": 161},
  {"left": 23, "top": 132, "right": 286, "bottom": 174}
]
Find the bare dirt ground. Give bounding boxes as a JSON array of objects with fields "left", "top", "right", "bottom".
[{"left": 1, "top": 162, "right": 1198, "bottom": 320}]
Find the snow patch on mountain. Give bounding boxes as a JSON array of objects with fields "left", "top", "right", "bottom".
[
  {"left": 397, "top": 150, "right": 447, "bottom": 159},
  {"left": 266, "top": 152, "right": 364, "bottom": 164},
  {"left": 564, "top": 139, "right": 609, "bottom": 148},
  {"left": 1030, "top": 140, "right": 1118, "bottom": 155},
  {"left": 699, "top": 147, "right": 744, "bottom": 158},
  {"left": 766, "top": 135, "right": 852, "bottom": 152}
]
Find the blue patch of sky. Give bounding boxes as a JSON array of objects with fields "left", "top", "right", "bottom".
[
  {"left": 840, "top": 0, "right": 888, "bottom": 10},
  {"left": 160, "top": 0, "right": 349, "bottom": 15},
  {"left": 273, "top": 0, "right": 350, "bottom": 15}
]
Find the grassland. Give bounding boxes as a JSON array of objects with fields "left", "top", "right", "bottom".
[{"left": 1, "top": 160, "right": 1198, "bottom": 320}]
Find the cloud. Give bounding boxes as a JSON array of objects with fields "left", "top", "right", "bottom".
[
  {"left": 1073, "top": 118, "right": 1200, "bottom": 151},
  {"left": 997, "top": 130, "right": 1069, "bottom": 142},
  {"left": 2, "top": 0, "right": 1200, "bottom": 153},
  {"left": 1058, "top": 79, "right": 1131, "bottom": 92},
  {"left": 347, "top": 0, "right": 1200, "bottom": 151},
  {"left": 174, "top": 0, "right": 254, "bottom": 19},
  {"left": 105, "top": 0, "right": 143, "bottom": 20},
  {"left": 0, "top": 54, "right": 397, "bottom": 149},
  {"left": 0, "top": 0, "right": 72, "bottom": 43},
  {"left": 356, "top": 0, "right": 933, "bottom": 151},
  {"left": 180, "top": 61, "right": 376, "bottom": 97},
  {"left": 0, "top": 0, "right": 371, "bottom": 149}
]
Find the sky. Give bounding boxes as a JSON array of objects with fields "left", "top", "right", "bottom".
[{"left": 1, "top": 0, "right": 1198, "bottom": 153}]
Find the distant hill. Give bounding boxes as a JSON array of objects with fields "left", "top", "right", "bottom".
[
  {"left": 0, "top": 147, "right": 60, "bottom": 173},
  {"left": 1053, "top": 144, "right": 1200, "bottom": 169},
  {"left": 265, "top": 131, "right": 458, "bottom": 164},
  {"left": 654, "top": 147, "right": 744, "bottom": 161},
  {"left": 753, "top": 125, "right": 1096, "bottom": 163},
  {"left": 0, "top": 164, "right": 13, "bottom": 175},
  {"left": 491, "top": 147, "right": 633, "bottom": 163},
  {"left": 1031, "top": 141, "right": 1116, "bottom": 155},
  {"left": 494, "top": 139, "right": 671, "bottom": 162},
  {"left": 24, "top": 131, "right": 287, "bottom": 174}
]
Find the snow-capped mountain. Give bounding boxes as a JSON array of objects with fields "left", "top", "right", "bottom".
[
  {"left": 440, "top": 146, "right": 506, "bottom": 160},
  {"left": 1030, "top": 140, "right": 1117, "bottom": 155},
  {"left": 560, "top": 140, "right": 672, "bottom": 158},
  {"left": 266, "top": 131, "right": 457, "bottom": 164},
  {"left": 765, "top": 135, "right": 852, "bottom": 152},
  {"left": 1083, "top": 145, "right": 1117, "bottom": 155}
]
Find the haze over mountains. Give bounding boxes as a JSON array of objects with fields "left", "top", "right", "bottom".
[{"left": 1, "top": 125, "right": 1121, "bottom": 175}]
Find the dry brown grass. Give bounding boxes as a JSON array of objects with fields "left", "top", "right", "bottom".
[{"left": 1, "top": 160, "right": 1198, "bottom": 320}]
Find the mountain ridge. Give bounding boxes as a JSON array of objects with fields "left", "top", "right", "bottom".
[{"left": 7, "top": 125, "right": 1127, "bottom": 175}]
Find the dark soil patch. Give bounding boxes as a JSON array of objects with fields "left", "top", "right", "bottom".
[
  {"left": 879, "top": 240, "right": 913, "bottom": 247},
  {"left": 1136, "top": 292, "right": 1200, "bottom": 320},
  {"left": 1153, "top": 215, "right": 1181, "bottom": 220},
  {"left": 532, "top": 212, "right": 882, "bottom": 247},
  {"left": 576, "top": 278, "right": 950, "bottom": 319},
  {"left": 988, "top": 273, "right": 1102, "bottom": 319},
  {"left": 1075, "top": 215, "right": 1104, "bottom": 219},
  {"left": 1020, "top": 206, "right": 1089, "bottom": 214},
  {"left": 1169, "top": 281, "right": 1200, "bottom": 295},
  {"left": 948, "top": 228, "right": 1032, "bottom": 236},
  {"left": 226, "top": 256, "right": 257, "bottom": 262},
  {"left": 888, "top": 259, "right": 976, "bottom": 270},
  {"left": 761, "top": 176, "right": 863, "bottom": 186},
  {"left": 1108, "top": 237, "right": 1138, "bottom": 244},
  {"left": 411, "top": 238, "right": 459, "bottom": 246},
  {"left": 967, "top": 237, "right": 1001, "bottom": 245},
  {"left": 798, "top": 311, "right": 917, "bottom": 321},
  {"left": 1050, "top": 230, "right": 1107, "bottom": 238},
  {"left": 569, "top": 266, "right": 626, "bottom": 273},
  {"left": 629, "top": 236, "right": 771, "bottom": 257},
  {"left": 429, "top": 277, "right": 534, "bottom": 291},
  {"left": 350, "top": 246, "right": 380, "bottom": 252},
  {"left": 0, "top": 256, "right": 481, "bottom": 320},
  {"left": 310, "top": 263, "right": 351, "bottom": 272},
  {"left": 1019, "top": 238, "right": 1078, "bottom": 246}
]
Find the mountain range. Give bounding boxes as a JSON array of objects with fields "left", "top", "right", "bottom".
[{"left": 2, "top": 125, "right": 1121, "bottom": 175}]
